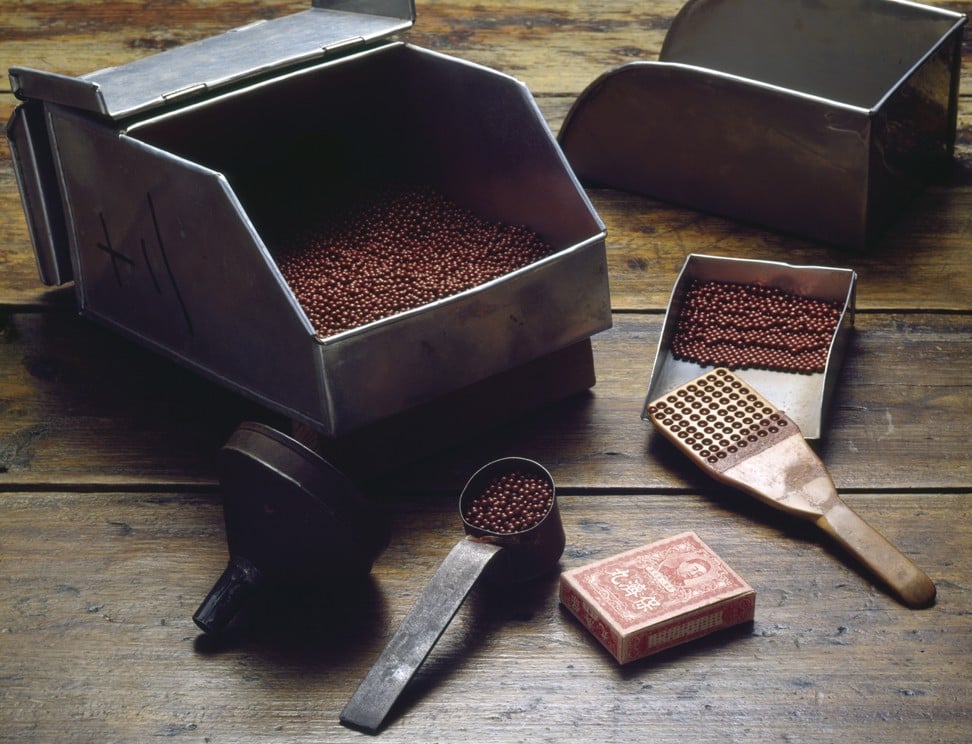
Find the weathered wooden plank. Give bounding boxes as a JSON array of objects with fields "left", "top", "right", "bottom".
[
  {"left": 0, "top": 306, "right": 272, "bottom": 486},
  {"left": 385, "top": 312, "right": 972, "bottom": 494},
  {"left": 1, "top": 310, "right": 969, "bottom": 491},
  {"left": 0, "top": 489, "right": 966, "bottom": 742},
  {"left": 3, "top": 107, "right": 972, "bottom": 311},
  {"left": 579, "top": 185, "right": 972, "bottom": 312},
  {"left": 4, "top": 165, "right": 972, "bottom": 313},
  {"left": 2, "top": 0, "right": 969, "bottom": 96},
  {"left": 1, "top": 3, "right": 969, "bottom": 743},
  {"left": 2, "top": 0, "right": 972, "bottom": 310}
]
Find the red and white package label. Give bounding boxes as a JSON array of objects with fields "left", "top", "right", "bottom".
[{"left": 564, "top": 532, "right": 752, "bottom": 631}]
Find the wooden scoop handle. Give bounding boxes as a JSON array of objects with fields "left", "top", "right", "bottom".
[{"left": 816, "top": 499, "right": 936, "bottom": 608}]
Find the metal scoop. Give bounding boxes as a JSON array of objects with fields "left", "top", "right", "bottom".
[
  {"left": 340, "top": 457, "right": 565, "bottom": 733},
  {"left": 646, "top": 368, "right": 935, "bottom": 608}
]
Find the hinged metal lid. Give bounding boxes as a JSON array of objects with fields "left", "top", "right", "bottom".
[{"left": 9, "top": 0, "right": 415, "bottom": 120}]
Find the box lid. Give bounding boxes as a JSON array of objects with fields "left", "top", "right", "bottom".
[{"left": 9, "top": 0, "right": 415, "bottom": 120}]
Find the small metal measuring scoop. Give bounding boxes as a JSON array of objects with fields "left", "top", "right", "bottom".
[
  {"left": 340, "top": 457, "right": 565, "bottom": 733},
  {"left": 193, "top": 422, "right": 389, "bottom": 635}
]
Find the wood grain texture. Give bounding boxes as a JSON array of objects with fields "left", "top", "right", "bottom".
[
  {"left": 1, "top": 490, "right": 968, "bottom": 743},
  {"left": 2, "top": 0, "right": 972, "bottom": 310},
  {"left": 0, "top": 1, "right": 970, "bottom": 742},
  {"left": 1, "top": 309, "right": 969, "bottom": 491},
  {"left": 3, "top": 124, "right": 972, "bottom": 309}
]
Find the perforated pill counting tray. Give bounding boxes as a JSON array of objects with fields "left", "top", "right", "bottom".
[
  {"left": 559, "top": 0, "right": 967, "bottom": 249},
  {"left": 6, "top": 0, "right": 611, "bottom": 437}
]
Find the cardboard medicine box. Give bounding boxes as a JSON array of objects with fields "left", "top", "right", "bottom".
[{"left": 560, "top": 532, "right": 755, "bottom": 664}]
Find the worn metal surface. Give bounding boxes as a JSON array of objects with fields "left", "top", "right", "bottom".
[
  {"left": 642, "top": 254, "right": 856, "bottom": 440},
  {"left": 559, "top": 0, "right": 967, "bottom": 248},
  {"left": 342, "top": 457, "right": 565, "bottom": 733},
  {"left": 5, "top": 1, "right": 610, "bottom": 436},
  {"left": 340, "top": 537, "right": 504, "bottom": 733}
]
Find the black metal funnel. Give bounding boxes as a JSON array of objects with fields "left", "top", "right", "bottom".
[{"left": 193, "top": 421, "right": 390, "bottom": 635}]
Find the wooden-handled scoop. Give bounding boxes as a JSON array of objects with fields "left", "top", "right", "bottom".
[{"left": 645, "top": 368, "right": 935, "bottom": 608}]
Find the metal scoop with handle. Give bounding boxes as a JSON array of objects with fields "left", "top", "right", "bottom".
[{"left": 340, "top": 456, "right": 565, "bottom": 733}]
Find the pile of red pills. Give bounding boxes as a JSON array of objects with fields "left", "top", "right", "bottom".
[
  {"left": 463, "top": 470, "right": 554, "bottom": 534},
  {"left": 273, "top": 186, "right": 553, "bottom": 337},
  {"left": 670, "top": 280, "right": 842, "bottom": 374}
]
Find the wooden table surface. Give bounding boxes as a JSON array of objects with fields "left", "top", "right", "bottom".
[{"left": 2, "top": 1, "right": 970, "bottom": 741}]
